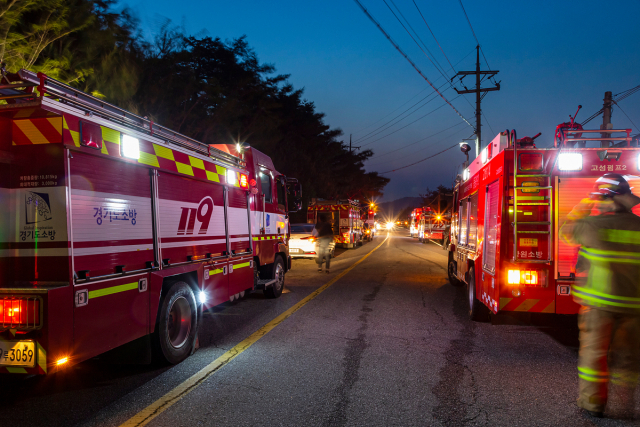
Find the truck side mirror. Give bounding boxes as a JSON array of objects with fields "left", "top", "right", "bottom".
[{"left": 289, "top": 197, "right": 302, "bottom": 213}]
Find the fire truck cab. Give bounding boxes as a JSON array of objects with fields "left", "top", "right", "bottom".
[
  {"left": 448, "top": 127, "right": 638, "bottom": 321},
  {"left": 307, "top": 199, "right": 363, "bottom": 248},
  {"left": 0, "top": 69, "right": 301, "bottom": 374}
]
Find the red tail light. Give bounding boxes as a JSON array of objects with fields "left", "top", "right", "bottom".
[{"left": 0, "top": 297, "right": 41, "bottom": 329}]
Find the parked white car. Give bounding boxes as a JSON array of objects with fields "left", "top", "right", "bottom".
[{"left": 289, "top": 223, "right": 335, "bottom": 259}]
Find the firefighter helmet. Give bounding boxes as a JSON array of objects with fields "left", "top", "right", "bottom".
[{"left": 591, "top": 173, "right": 631, "bottom": 198}]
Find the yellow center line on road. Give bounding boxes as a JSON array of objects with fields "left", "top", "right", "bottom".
[{"left": 120, "top": 233, "right": 390, "bottom": 427}]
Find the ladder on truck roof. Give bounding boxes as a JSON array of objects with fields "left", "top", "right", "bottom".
[
  {"left": 0, "top": 69, "right": 243, "bottom": 168},
  {"left": 510, "top": 129, "right": 555, "bottom": 264}
]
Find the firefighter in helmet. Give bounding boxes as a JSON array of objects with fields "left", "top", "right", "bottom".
[{"left": 564, "top": 173, "right": 640, "bottom": 418}]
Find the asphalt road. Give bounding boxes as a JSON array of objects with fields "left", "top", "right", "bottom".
[{"left": 3, "top": 230, "right": 638, "bottom": 426}]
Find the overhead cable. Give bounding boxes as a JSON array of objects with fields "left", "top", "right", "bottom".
[
  {"left": 378, "top": 143, "right": 459, "bottom": 174},
  {"left": 352, "top": 0, "right": 474, "bottom": 130},
  {"left": 351, "top": 86, "right": 433, "bottom": 135},
  {"left": 352, "top": 47, "right": 476, "bottom": 141},
  {"left": 354, "top": 81, "right": 449, "bottom": 144},
  {"left": 361, "top": 95, "right": 461, "bottom": 147},
  {"left": 581, "top": 84, "right": 640, "bottom": 126},
  {"left": 367, "top": 125, "right": 468, "bottom": 166},
  {"left": 412, "top": 0, "right": 456, "bottom": 74},
  {"left": 385, "top": 0, "right": 449, "bottom": 81},
  {"left": 613, "top": 101, "right": 639, "bottom": 132},
  {"left": 368, "top": 121, "right": 466, "bottom": 160},
  {"left": 457, "top": 0, "right": 494, "bottom": 81}
]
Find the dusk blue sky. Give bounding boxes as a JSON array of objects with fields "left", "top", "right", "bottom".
[{"left": 118, "top": 0, "right": 640, "bottom": 202}]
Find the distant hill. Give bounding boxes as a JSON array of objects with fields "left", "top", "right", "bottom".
[{"left": 376, "top": 197, "right": 422, "bottom": 220}]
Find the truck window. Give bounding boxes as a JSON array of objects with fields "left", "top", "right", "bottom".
[
  {"left": 483, "top": 180, "right": 500, "bottom": 273},
  {"left": 458, "top": 199, "right": 468, "bottom": 246},
  {"left": 468, "top": 193, "right": 478, "bottom": 250},
  {"left": 276, "top": 177, "right": 286, "bottom": 212},
  {"left": 259, "top": 171, "right": 272, "bottom": 203}
]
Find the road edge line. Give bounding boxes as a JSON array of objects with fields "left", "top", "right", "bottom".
[{"left": 120, "top": 233, "right": 390, "bottom": 427}]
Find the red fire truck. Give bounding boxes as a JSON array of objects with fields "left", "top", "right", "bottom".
[
  {"left": 307, "top": 199, "right": 362, "bottom": 248},
  {"left": 418, "top": 208, "right": 450, "bottom": 245},
  {"left": 448, "top": 125, "right": 638, "bottom": 321},
  {"left": 409, "top": 208, "right": 423, "bottom": 237},
  {"left": 0, "top": 69, "right": 301, "bottom": 374}
]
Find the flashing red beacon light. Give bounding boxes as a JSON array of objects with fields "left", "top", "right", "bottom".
[{"left": 239, "top": 174, "right": 249, "bottom": 189}]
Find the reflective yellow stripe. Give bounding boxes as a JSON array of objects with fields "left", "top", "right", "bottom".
[
  {"left": 601, "top": 229, "right": 640, "bottom": 245},
  {"left": 210, "top": 268, "right": 224, "bottom": 275},
  {"left": 37, "top": 342, "right": 47, "bottom": 373},
  {"left": 579, "top": 373, "right": 608, "bottom": 383},
  {"left": 88, "top": 282, "right": 138, "bottom": 299},
  {"left": 234, "top": 262, "right": 251, "bottom": 269},
  {"left": 6, "top": 367, "right": 27, "bottom": 374}
]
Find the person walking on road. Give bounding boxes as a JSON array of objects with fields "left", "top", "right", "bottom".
[
  {"left": 563, "top": 173, "right": 640, "bottom": 419},
  {"left": 313, "top": 214, "right": 333, "bottom": 273}
]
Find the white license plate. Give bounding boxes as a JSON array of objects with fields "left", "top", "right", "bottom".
[
  {"left": 290, "top": 248, "right": 300, "bottom": 253},
  {"left": 0, "top": 341, "right": 36, "bottom": 367}
]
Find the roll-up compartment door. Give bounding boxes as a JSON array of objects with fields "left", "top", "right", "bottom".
[{"left": 483, "top": 180, "right": 500, "bottom": 273}]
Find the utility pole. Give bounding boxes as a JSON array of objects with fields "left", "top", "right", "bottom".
[
  {"left": 600, "top": 91, "right": 613, "bottom": 147},
  {"left": 452, "top": 45, "right": 500, "bottom": 157},
  {"left": 349, "top": 134, "right": 361, "bottom": 153}
]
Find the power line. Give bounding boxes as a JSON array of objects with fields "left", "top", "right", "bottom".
[
  {"left": 352, "top": 47, "right": 476, "bottom": 139},
  {"left": 361, "top": 95, "right": 461, "bottom": 147},
  {"left": 353, "top": 0, "right": 474, "bottom": 130},
  {"left": 368, "top": 121, "right": 466, "bottom": 160},
  {"left": 581, "top": 84, "right": 640, "bottom": 126},
  {"left": 378, "top": 143, "right": 459, "bottom": 174},
  {"left": 351, "top": 86, "right": 432, "bottom": 135},
  {"left": 354, "top": 81, "right": 449, "bottom": 144},
  {"left": 613, "top": 101, "right": 639, "bottom": 132},
  {"left": 385, "top": 0, "right": 450, "bottom": 82},
  {"left": 412, "top": 0, "right": 456, "bottom": 74},
  {"left": 367, "top": 125, "right": 468, "bottom": 166},
  {"left": 457, "top": 0, "right": 494, "bottom": 81}
]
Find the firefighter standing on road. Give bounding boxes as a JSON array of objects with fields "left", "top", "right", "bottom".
[
  {"left": 313, "top": 214, "right": 333, "bottom": 273},
  {"left": 563, "top": 173, "right": 640, "bottom": 418}
]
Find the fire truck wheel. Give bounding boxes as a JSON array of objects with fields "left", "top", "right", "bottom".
[
  {"left": 154, "top": 282, "right": 198, "bottom": 364},
  {"left": 264, "top": 256, "right": 285, "bottom": 299},
  {"left": 467, "top": 267, "right": 489, "bottom": 322},
  {"left": 448, "top": 254, "right": 463, "bottom": 287}
]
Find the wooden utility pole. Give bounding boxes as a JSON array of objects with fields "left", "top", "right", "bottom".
[
  {"left": 349, "top": 134, "right": 361, "bottom": 153},
  {"left": 452, "top": 46, "right": 501, "bottom": 157},
  {"left": 600, "top": 91, "right": 613, "bottom": 147}
]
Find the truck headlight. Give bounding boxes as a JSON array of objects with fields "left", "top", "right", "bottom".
[{"left": 558, "top": 153, "right": 582, "bottom": 171}]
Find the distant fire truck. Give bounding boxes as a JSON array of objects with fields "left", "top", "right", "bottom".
[
  {"left": 448, "top": 125, "right": 638, "bottom": 321},
  {"left": 418, "top": 208, "right": 450, "bottom": 245},
  {"left": 0, "top": 69, "right": 301, "bottom": 374},
  {"left": 409, "top": 208, "right": 423, "bottom": 237},
  {"left": 307, "top": 199, "right": 362, "bottom": 248}
]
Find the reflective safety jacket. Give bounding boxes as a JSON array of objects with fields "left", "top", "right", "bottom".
[{"left": 571, "top": 211, "right": 640, "bottom": 314}]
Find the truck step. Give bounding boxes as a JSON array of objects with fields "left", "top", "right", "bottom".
[{"left": 255, "top": 279, "right": 276, "bottom": 290}]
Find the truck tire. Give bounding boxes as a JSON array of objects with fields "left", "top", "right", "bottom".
[
  {"left": 467, "top": 267, "right": 489, "bottom": 322},
  {"left": 264, "top": 256, "right": 285, "bottom": 299},
  {"left": 448, "top": 253, "right": 463, "bottom": 287},
  {"left": 154, "top": 282, "right": 198, "bottom": 364}
]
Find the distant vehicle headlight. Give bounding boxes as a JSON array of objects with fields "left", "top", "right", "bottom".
[{"left": 386, "top": 222, "right": 393, "bottom": 229}]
